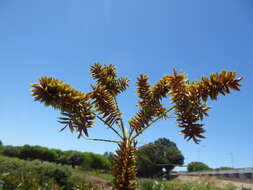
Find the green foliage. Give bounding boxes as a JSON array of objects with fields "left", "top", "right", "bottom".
[
  {"left": 0, "top": 155, "right": 98, "bottom": 190},
  {"left": 91, "top": 154, "right": 112, "bottom": 170},
  {"left": 104, "top": 151, "right": 115, "bottom": 164},
  {"left": 217, "top": 167, "right": 233, "bottom": 170},
  {"left": 19, "top": 145, "right": 58, "bottom": 162},
  {"left": 1, "top": 146, "right": 20, "bottom": 158},
  {"left": 0, "top": 144, "right": 112, "bottom": 171},
  {"left": 138, "top": 179, "right": 165, "bottom": 190},
  {"left": 137, "top": 138, "right": 184, "bottom": 178},
  {"left": 68, "top": 152, "right": 84, "bottom": 168},
  {"left": 187, "top": 161, "right": 212, "bottom": 172},
  {"left": 137, "top": 179, "right": 237, "bottom": 190},
  {"left": 164, "top": 180, "right": 236, "bottom": 190},
  {"left": 0, "top": 140, "right": 2, "bottom": 146}
]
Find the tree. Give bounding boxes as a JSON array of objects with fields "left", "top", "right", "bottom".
[
  {"left": 81, "top": 152, "right": 93, "bottom": 170},
  {"left": 68, "top": 152, "right": 84, "bottom": 168},
  {"left": 104, "top": 151, "right": 115, "bottom": 165},
  {"left": 91, "top": 154, "right": 112, "bottom": 170},
  {"left": 187, "top": 161, "right": 211, "bottom": 172},
  {"left": 0, "top": 140, "right": 2, "bottom": 146},
  {"left": 2, "top": 146, "right": 20, "bottom": 158},
  {"left": 19, "top": 145, "right": 57, "bottom": 162},
  {"left": 217, "top": 166, "right": 233, "bottom": 170},
  {"left": 137, "top": 138, "right": 184, "bottom": 178},
  {"left": 31, "top": 63, "right": 242, "bottom": 190}
]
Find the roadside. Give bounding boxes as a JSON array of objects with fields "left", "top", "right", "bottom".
[{"left": 177, "top": 175, "right": 253, "bottom": 190}]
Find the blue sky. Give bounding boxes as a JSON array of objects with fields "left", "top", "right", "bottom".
[{"left": 0, "top": 0, "right": 252, "bottom": 170}]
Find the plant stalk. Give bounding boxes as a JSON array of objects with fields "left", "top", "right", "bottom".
[{"left": 131, "top": 105, "right": 176, "bottom": 140}]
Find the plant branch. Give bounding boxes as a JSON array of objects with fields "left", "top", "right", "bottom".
[
  {"left": 131, "top": 105, "right": 176, "bottom": 140},
  {"left": 113, "top": 97, "right": 127, "bottom": 138},
  {"left": 84, "top": 137, "right": 120, "bottom": 144},
  {"left": 96, "top": 114, "right": 123, "bottom": 139}
]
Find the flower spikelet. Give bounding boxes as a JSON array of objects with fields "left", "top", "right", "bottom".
[
  {"left": 196, "top": 71, "right": 243, "bottom": 101},
  {"left": 152, "top": 75, "right": 172, "bottom": 100},
  {"left": 31, "top": 77, "right": 95, "bottom": 137},
  {"left": 129, "top": 75, "right": 167, "bottom": 132},
  {"left": 169, "top": 70, "right": 242, "bottom": 143},
  {"left": 113, "top": 139, "right": 137, "bottom": 190},
  {"left": 167, "top": 71, "right": 210, "bottom": 143},
  {"left": 90, "top": 85, "right": 121, "bottom": 126},
  {"left": 90, "top": 63, "right": 129, "bottom": 96}
]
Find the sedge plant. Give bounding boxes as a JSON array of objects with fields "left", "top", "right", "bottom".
[{"left": 30, "top": 63, "right": 242, "bottom": 190}]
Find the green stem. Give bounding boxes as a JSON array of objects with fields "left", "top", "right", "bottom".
[
  {"left": 96, "top": 115, "right": 123, "bottom": 139},
  {"left": 85, "top": 137, "right": 120, "bottom": 144},
  {"left": 113, "top": 97, "right": 127, "bottom": 138},
  {"left": 131, "top": 105, "right": 176, "bottom": 140}
]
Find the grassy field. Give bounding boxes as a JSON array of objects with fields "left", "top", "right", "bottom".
[{"left": 137, "top": 178, "right": 240, "bottom": 190}]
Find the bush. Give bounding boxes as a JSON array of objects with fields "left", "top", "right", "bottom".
[
  {"left": 19, "top": 145, "right": 58, "bottom": 162},
  {"left": 0, "top": 156, "right": 97, "bottom": 190},
  {"left": 90, "top": 154, "right": 112, "bottom": 170},
  {"left": 187, "top": 161, "right": 212, "bottom": 172},
  {"left": 1, "top": 146, "right": 20, "bottom": 158},
  {"left": 0, "top": 144, "right": 112, "bottom": 171},
  {"left": 81, "top": 152, "right": 93, "bottom": 170}
]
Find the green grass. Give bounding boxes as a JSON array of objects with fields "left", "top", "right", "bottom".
[
  {"left": 85, "top": 170, "right": 114, "bottom": 180},
  {"left": 137, "top": 178, "right": 237, "bottom": 190}
]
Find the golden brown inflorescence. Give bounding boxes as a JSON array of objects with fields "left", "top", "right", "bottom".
[
  {"left": 30, "top": 63, "right": 242, "bottom": 190},
  {"left": 31, "top": 77, "right": 95, "bottom": 137},
  {"left": 89, "top": 63, "right": 129, "bottom": 127},
  {"left": 90, "top": 63, "right": 129, "bottom": 96},
  {"left": 129, "top": 70, "right": 242, "bottom": 143},
  {"left": 113, "top": 138, "right": 137, "bottom": 190},
  {"left": 169, "top": 70, "right": 242, "bottom": 143},
  {"left": 129, "top": 75, "right": 167, "bottom": 133}
]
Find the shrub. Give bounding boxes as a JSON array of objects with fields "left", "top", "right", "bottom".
[
  {"left": 91, "top": 154, "right": 112, "bottom": 170},
  {"left": 81, "top": 152, "right": 93, "bottom": 170},
  {"left": 0, "top": 156, "right": 97, "bottom": 190},
  {"left": 1, "top": 146, "right": 20, "bottom": 158},
  {"left": 187, "top": 161, "right": 212, "bottom": 172}
]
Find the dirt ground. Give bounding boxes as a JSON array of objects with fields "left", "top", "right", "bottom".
[
  {"left": 177, "top": 175, "right": 253, "bottom": 190},
  {"left": 85, "top": 175, "right": 112, "bottom": 190}
]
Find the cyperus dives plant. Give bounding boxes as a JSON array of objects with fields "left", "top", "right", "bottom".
[{"left": 31, "top": 63, "right": 242, "bottom": 190}]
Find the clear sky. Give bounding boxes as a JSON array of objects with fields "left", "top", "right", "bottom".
[{"left": 0, "top": 0, "right": 252, "bottom": 170}]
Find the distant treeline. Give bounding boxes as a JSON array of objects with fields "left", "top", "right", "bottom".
[
  {"left": 0, "top": 143, "right": 111, "bottom": 170},
  {"left": 187, "top": 161, "right": 233, "bottom": 172}
]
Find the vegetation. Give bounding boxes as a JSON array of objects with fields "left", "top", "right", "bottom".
[
  {"left": 217, "top": 167, "right": 233, "bottom": 171},
  {"left": 30, "top": 63, "right": 242, "bottom": 190},
  {"left": 0, "top": 144, "right": 111, "bottom": 171},
  {"left": 0, "top": 155, "right": 99, "bottom": 190},
  {"left": 137, "top": 138, "right": 184, "bottom": 178},
  {"left": 138, "top": 179, "right": 237, "bottom": 190},
  {"left": 187, "top": 161, "right": 212, "bottom": 172}
]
